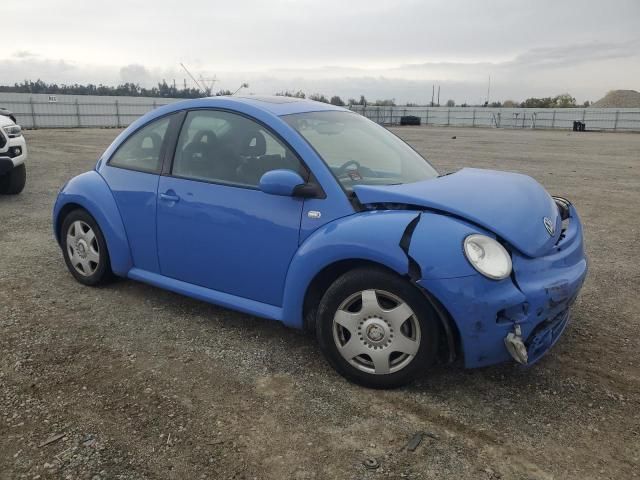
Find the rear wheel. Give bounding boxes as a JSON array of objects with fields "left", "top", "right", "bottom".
[
  {"left": 316, "top": 267, "right": 439, "bottom": 389},
  {"left": 61, "top": 209, "right": 114, "bottom": 286},
  {"left": 0, "top": 163, "right": 26, "bottom": 195}
]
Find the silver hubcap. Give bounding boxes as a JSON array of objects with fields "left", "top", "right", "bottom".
[
  {"left": 332, "top": 289, "right": 421, "bottom": 375},
  {"left": 66, "top": 220, "right": 100, "bottom": 276}
]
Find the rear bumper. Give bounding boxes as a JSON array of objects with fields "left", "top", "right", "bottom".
[{"left": 419, "top": 204, "right": 587, "bottom": 368}]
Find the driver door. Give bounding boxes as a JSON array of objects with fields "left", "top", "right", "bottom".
[{"left": 156, "top": 109, "right": 306, "bottom": 306}]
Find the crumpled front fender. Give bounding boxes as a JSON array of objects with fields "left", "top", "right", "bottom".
[
  {"left": 407, "top": 211, "right": 485, "bottom": 279},
  {"left": 52, "top": 171, "right": 132, "bottom": 276}
]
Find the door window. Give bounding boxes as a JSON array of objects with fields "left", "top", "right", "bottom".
[
  {"left": 172, "top": 110, "right": 305, "bottom": 187},
  {"left": 109, "top": 116, "right": 171, "bottom": 173}
]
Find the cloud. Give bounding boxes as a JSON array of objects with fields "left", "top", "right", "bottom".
[
  {"left": 508, "top": 40, "right": 640, "bottom": 69},
  {"left": 12, "top": 50, "right": 39, "bottom": 59},
  {"left": 1, "top": 39, "right": 639, "bottom": 104},
  {"left": 120, "top": 64, "right": 152, "bottom": 85}
]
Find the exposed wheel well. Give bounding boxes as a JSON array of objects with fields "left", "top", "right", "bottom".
[{"left": 302, "top": 259, "right": 461, "bottom": 363}]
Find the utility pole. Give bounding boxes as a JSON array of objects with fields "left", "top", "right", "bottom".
[
  {"left": 486, "top": 75, "right": 491, "bottom": 106},
  {"left": 431, "top": 85, "right": 434, "bottom": 107},
  {"left": 198, "top": 74, "right": 218, "bottom": 95},
  {"left": 437, "top": 86, "right": 440, "bottom": 107},
  {"left": 180, "top": 63, "right": 204, "bottom": 92}
]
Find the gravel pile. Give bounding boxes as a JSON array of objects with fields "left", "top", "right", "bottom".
[{"left": 592, "top": 89, "right": 640, "bottom": 108}]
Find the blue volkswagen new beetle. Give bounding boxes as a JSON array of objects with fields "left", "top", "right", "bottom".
[{"left": 53, "top": 96, "right": 587, "bottom": 388}]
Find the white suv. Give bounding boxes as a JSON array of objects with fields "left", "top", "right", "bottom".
[{"left": 0, "top": 113, "right": 27, "bottom": 194}]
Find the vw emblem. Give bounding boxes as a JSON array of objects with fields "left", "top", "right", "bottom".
[{"left": 543, "top": 217, "right": 555, "bottom": 236}]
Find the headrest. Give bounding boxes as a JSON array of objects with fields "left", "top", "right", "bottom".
[
  {"left": 240, "top": 130, "right": 266, "bottom": 156},
  {"left": 192, "top": 129, "right": 218, "bottom": 146}
]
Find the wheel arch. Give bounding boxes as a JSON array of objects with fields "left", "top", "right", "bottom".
[
  {"left": 300, "top": 258, "right": 461, "bottom": 363},
  {"left": 54, "top": 202, "right": 83, "bottom": 243},
  {"left": 280, "top": 209, "right": 465, "bottom": 363},
  {"left": 53, "top": 171, "right": 133, "bottom": 276}
]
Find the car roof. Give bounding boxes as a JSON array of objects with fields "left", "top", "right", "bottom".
[{"left": 164, "top": 95, "right": 348, "bottom": 117}]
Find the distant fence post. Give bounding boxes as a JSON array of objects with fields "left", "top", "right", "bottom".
[
  {"left": 447, "top": 108, "right": 451, "bottom": 126},
  {"left": 75, "top": 98, "right": 81, "bottom": 127},
  {"left": 425, "top": 108, "right": 429, "bottom": 126},
  {"left": 472, "top": 109, "right": 476, "bottom": 127},
  {"left": 29, "top": 97, "right": 37, "bottom": 129},
  {"left": 115, "top": 100, "right": 121, "bottom": 128},
  {"left": 551, "top": 110, "right": 556, "bottom": 128},
  {"left": 614, "top": 110, "right": 619, "bottom": 131}
]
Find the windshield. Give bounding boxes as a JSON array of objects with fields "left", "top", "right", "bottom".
[{"left": 284, "top": 111, "right": 438, "bottom": 190}]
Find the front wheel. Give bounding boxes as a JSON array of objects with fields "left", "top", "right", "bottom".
[
  {"left": 316, "top": 267, "right": 439, "bottom": 389},
  {"left": 0, "top": 163, "right": 26, "bottom": 195}
]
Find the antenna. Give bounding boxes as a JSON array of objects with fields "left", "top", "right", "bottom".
[
  {"left": 232, "top": 83, "right": 249, "bottom": 95},
  {"left": 180, "top": 63, "right": 204, "bottom": 92}
]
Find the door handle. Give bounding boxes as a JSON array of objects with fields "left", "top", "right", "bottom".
[{"left": 160, "top": 192, "right": 180, "bottom": 202}]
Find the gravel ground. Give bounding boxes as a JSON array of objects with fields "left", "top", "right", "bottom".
[{"left": 1, "top": 126, "right": 639, "bottom": 480}]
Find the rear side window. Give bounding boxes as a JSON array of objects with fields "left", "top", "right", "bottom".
[{"left": 109, "top": 116, "right": 171, "bottom": 173}]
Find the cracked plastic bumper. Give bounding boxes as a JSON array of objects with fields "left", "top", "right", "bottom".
[{"left": 419, "top": 204, "right": 587, "bottom": 368}]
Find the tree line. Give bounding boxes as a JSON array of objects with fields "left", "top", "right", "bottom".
[
  {"left": 1, "top": 80, "right": 589, "bottom": 107},
  {"left": 1, "top": 79, "right": 208, "bottom": 98},
  {"left": 275, "top": 91, "right": 590, "bottom": 108},
  {"left": 0, "top": 80, "right": 398, "bottom": 106}
]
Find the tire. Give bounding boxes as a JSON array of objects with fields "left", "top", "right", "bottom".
[
  {"left": 61, "top": 209, "right": 114, "bottom": 286},
  {"left": 316, "top": 267, "right": 439, "bottom": 389},
  {"left": 0, "top": 163, "right": 26, "bottom": 195}
]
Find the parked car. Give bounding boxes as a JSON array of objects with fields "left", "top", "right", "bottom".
[
  {"left": 0, "top": 107, "right": 17, "bottom": 123},
  {"left": 52, "top": 96, "right": 588, "bottom": 388},
  {"left": 0, "top": 113, "right": 27, "bottom": 194}
]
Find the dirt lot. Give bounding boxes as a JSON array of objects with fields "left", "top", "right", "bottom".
[{"left": 1, "top": 126, "right": 639, "bottom": 480}]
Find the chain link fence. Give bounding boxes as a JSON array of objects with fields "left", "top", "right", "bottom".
[
  {"left": 0, "top": 93, "right": 181, "bottom": 129},
  {"left": 1, "top": 93, "right": 639, "bottom": 132},
  {"left": 349, "top": 105, "right": 640, "bottom": 131}
]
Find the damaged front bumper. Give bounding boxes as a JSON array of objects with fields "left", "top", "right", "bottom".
[
  {"left": 419, "top": 204, "right": 587, "bottom": 368},
  {"left": 504, "top": 310, "right": 571, "bottom": 365}
]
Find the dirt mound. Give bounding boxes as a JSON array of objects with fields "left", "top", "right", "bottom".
[{"left": 592, "top": 89, "right": 640, "bottom": 108}]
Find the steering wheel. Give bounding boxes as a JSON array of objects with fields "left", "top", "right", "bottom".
[{"left": 335, "top": 160, "right": 362, "bottom": 176}]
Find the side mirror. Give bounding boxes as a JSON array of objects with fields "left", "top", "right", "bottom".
[{"left": 259, "top": 169, "right": 322, "bottom": 198}]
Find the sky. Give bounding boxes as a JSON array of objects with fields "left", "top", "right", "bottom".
[{"left": 1, "top": 0, "right": 639, "bottom": 104}]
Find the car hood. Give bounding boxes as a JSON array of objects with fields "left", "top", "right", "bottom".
[
  {"left": 0, "top": 114, "right": 15, "bottom": 127},
  {"left": 353, "top": 168, "right": 560, "bottom": 258}
]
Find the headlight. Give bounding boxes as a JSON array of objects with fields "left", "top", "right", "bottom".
[
  {"left": 463, "top": 234, "right": 512, "bottom": 280},
  {"left": 3, "top": 125, "right": 22, "bottom": 138}
]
